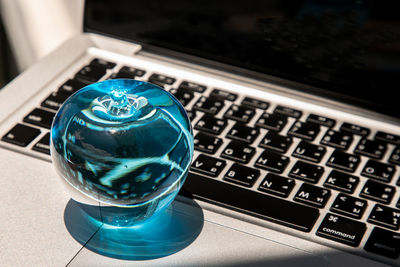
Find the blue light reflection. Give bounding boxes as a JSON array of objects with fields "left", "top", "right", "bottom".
[{"left": 64, "top": 199, "right": 204, "bottom": 260}]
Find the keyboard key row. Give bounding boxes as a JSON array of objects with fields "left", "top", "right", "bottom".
[
  {"left": 183, "top": 172, "right": 319, "bottom": 232},
  {"left": 186, "top": 165, "right": 400, "bottom": 255}
]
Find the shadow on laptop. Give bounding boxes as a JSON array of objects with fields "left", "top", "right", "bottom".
[{"left": 64, "top": 198, "right": 204, "bottom": 260}]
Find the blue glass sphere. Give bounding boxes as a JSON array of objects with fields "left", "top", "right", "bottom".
[{"left": 50, "top": 79, "right": 193, "bottom": 223}]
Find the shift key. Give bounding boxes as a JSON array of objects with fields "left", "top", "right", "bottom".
[{"left": 317, "top": 213, "right": 366, "bottom": 247}]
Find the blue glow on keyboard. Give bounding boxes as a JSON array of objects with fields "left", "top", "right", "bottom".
[{"left": 51, "top": 79, "right": 193, "bottom": 223}]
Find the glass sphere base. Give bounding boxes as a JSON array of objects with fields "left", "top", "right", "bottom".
[{"left": 64, "top": 199, "right": 204, "bottom": 260}]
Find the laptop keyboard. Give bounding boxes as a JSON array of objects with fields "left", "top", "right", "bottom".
[{"left": 2, "top": 57, "right": 400, "bottom": 261}]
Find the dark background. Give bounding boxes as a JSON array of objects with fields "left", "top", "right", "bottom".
[{"left": 85, "top": 0, "right": 400, "bottom": 118}]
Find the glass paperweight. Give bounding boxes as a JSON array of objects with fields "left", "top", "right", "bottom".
[{"left": 50, "top": 79, "right": 193, "bottom": 225}]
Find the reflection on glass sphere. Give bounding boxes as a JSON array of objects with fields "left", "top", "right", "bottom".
[{"left": 50, "top": 79, "right": 193, "bottom": 223}]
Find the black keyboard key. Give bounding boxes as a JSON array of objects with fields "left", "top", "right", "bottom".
[
  {"left": 294, "top": 184, "right": 330, "bottom": 208},
  {"left": 224, "top": 163, "right": 260, "bottom": 187},
  {"left": 194, "top": 132, "right": 223, "bottom": 154},
  {"left": 321, "top": 130, "right": 353, "bottom": 150},
  {"left": 274, "top": 105, "right": 302, "bottom": 118},
  {"left": 241, "top": 97, "right": 269, "bottom": 110},
  {"left": 112, "top": 67, "right": 146, "bottom": 79},
  {"left": 32, "top": 132, "right": 50, "bottom": 155},
  {"left": 316, "top": 213, "right": 366, "bottom": 247},
  {"left": 41, "top": 91, "right": 70, "bottom": 111},
  {"left": 58, "top": 79, "right": 87, "bottom": 95},
  {"left": 375, "top": 131, "right": 400, "bottom": 145},
  {"left": 183, "top": 172, "right": 320, "bottom": 232},
  {"left": 306, "top": 114, "right": 336, "bottom": 128},
  {"left": 323, "top": 170, "right": 359, "bottom": 194},
  {"left": 340, "top": 122, "right": 370, "bottom": 137},
  {"left": 23, "top": 108, "right": 55, "bottom": 129},
  {"left": 389, "top": 147, "right": 400, "bottom": 165},
  {"left": 361, "top": 160, "right": 395, "bottom": 183},
  {"left": 1, "top": 124, "right": 40, "bottom": 147},
  {"left": 288, "top": 121, "right": 320, "bottom": 141},
  {"left": 186, "top": 110, "right": 197, "bottom": 122},
  {"left": 355, "top": 139, "right": 387, "bottom": 159},
  {"left": 89, "top": 58, "right": 116, "bottom": 69},
  {"left": 258, "top": 173, "right": 295, "bottom": 198},
  {"left": 330, "top": 193, "right": 367, "bottom": 219},
  {"left": 360, "top": 180, "right": 395, "bottom": 204},
  {"left": 178, "top": 81, "right": 206, "bottom": 93},
  {"left": 326, "top": 150, "right": 360, "bottom": 173},
  {"left": 118, "top": 66, "right": 145, "bottom": 77},
  {"left": 210, "top": 89, "right": 237, "bottom": 101},
  {"left": 147, "top": 80, "right": 165, "bottom": 88},
  {"left": 292, "top": 141, "right": 326, "bottom": 163},
  {"left": 193, "top": 96, "right": 224, "bottom": 115},
  {"left": 365, "top": 227, "right": 400, "bottom": 259},
  {"left": 148, "top": 73, "right": 175, "bottom": 85},
  {"left": 289, "top": 161, "right": 324, "bottom": 184},
  {"left": 169, "top": 87, "right": 194, "bottom": 106},
  {"left": 108, "top": 72, "right": 129, "bottom": 79},
  {"left": 226, "top": 123, "right": 259, "bottom": 144},
  {"left": 75, "top": 65, "right": 106, "bottom": 84},
  {"left": 368, "top": 204, "right": 400, "bottom": 230},
  {"left": 221, "top": 141, "right": 255, "bottom": 164},
  {"left": 224, "top": 104, "right": 255, "bottom": 123},
  {"left": 255, "top": 150, "right": 289, "bottom": 173},
  {"left": 255, "top": 112, "right": 287, "bottom": 132},
  {"left": 194, "top": 114, "right": 227, "bottom": 135},
  {"left": 259, "top": 131, "right": 292, "bottom": 153},
  {"left": 190, "top": 154, "right": 226, "bottom": 177}
]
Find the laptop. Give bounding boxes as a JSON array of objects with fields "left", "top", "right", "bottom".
[{"left": 0, "top": 0, "right": 399, "bottom": 266}]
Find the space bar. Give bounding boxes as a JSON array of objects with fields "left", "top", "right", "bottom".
[{"left": 181, "top": 172, "right": 320, "bottom": 232}]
